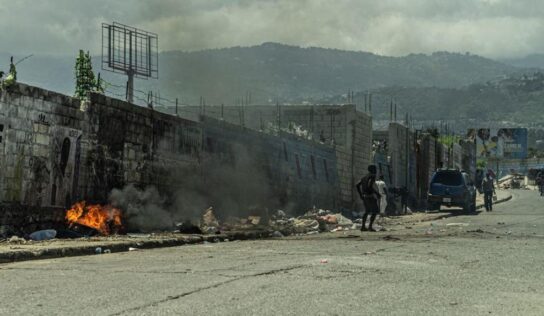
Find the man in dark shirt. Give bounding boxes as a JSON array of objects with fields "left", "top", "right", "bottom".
[
  {"left": 356, "top": 165, "right": 381, "bottom": 232},
  {"left": 482, "top": 171, "right": 495, "bottom": 211},
  {"left": 536, "top": 171, "right": 544, "bottom": 196}
]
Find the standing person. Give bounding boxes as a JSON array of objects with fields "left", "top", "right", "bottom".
[
  {"left": 400, "top": 187, "right": 408, "bottom": 214},
  {"left": 356, "top": 165, "right": 381, "bottom": 232},
  {"left": 482, "top": 171, "right": 496, "bottom": 211},
  {"left": 375, "top": 175, "right": 388, "bottom": 216},
  {"left": 536, "top": 171, "right": 544, "bottom": 196}
]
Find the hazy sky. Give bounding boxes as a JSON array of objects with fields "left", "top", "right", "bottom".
[{"left": 1, "top": 0, "right": 543, "bottom": 58}]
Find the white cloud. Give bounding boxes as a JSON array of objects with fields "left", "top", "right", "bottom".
[{"left": 0, "top": 0, "right": 542, "bottom": 58}]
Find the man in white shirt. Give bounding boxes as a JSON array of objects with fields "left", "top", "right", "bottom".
[{"left": 375, "top": 175, "right": 388, "bottom": 216}]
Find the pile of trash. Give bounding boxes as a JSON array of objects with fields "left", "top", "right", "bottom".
[
  {"left": 178, "top": 206, "right": 359, "bottom": 237},
  {"left": 498, "top": 174, "right": 526, "bottom": 190}
]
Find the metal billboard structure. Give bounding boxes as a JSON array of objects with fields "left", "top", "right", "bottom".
[{"left": 101, "top": 22, "right": 158, "bottom": 103}]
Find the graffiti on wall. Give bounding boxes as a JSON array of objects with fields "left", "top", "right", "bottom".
[{"left": 49, "top": 126, "right": 82, "bottom": 207}]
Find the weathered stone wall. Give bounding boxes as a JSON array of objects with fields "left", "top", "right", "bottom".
[
  {"left": 0, "top": 83, "right": 341, "bottom": 232},
  {"left": 202, "top": 117, "right": 339, "bottom": 213},
  {"left": 169, "top": 104, "right": 373, "bottom": 209},
  {"left": 0, "top": 84, "right": 84, "bottom": 208},
  {"left": 387, "top": 123, "right": 417, "bottom": 201},
  {"left": 416, "top": 134, "right": 438, "bottom": 206},
  {"left": 84, "top": 93, "right": 201, "bottom": 203}
]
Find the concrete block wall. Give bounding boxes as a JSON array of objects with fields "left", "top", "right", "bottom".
[
  {"left": 174, "top": 104, "right": 373, "bottom": 209},
  {"left": 0, "top": 83, "right": 344, "bottom": 231},
  {"left": 0, "top": 84, "right": 83, "bottom": 208},
  {"left": 84, "top": 93, "right": 201, "bottom": 202},
  {"left": 387, "top": 123, "right": 417, "bottom": 198},
  {"left": 202, "top": 117, "right": 339, "bottom": 213}
]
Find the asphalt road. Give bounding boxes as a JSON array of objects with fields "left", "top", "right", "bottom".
[{"left": 1, "top": 190, "right": 543, "bottom": 316}]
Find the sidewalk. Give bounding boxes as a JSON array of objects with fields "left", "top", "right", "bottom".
[
  {"left": 0, "top": 190, "right": 513, "bottom": 264},
  {"left": 475, "top": 189, "right": 512, "bottom": 210},
  {"left": 0, "top": 230, "right": 270, "bottom": 264}
]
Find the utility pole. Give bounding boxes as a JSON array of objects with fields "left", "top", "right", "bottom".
[
  {"left": 390, "top": 99, "right": 393, "bottom": 122},
  {"left": 405, "top": 120, "right": 409, "bottom": 214}
]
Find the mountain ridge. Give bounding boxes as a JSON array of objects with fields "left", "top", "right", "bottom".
[{"left": 0, "top": 42, "right": 524, "bottom": 105}]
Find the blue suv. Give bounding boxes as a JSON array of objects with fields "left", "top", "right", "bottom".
[{"left": 428, "top": 169, "right": 476, "bottom": 212}]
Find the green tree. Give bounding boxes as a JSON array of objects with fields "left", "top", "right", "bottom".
[{"left": 74, "top": 50, "right": 103, "bottom": 99}]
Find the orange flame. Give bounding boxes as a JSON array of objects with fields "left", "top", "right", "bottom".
[{"left": 65, "top": 201, "right": 123, "bottom": 235}]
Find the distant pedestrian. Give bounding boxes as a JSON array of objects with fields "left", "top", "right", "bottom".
[
  {"left": 356, "top": 165, "right": 381, "bottom": 232},
  {"left": 482, "top": 171, "right": 496, "bottom": 211},
  {"left": 400, "top": 187, "right": 408, "bottom": 214},
  {"left": 375, "top": 175, "right": 388, "bottom": 216},
  {"left": 536, "top": 171, "right": 544, "bottom": 196}
]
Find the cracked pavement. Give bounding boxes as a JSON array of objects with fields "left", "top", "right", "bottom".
[{"left": 1, "top": 190, "right": 543, "bottom": 315}]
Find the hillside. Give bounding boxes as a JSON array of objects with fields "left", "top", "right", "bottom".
[
  {"left": 320, "top": 73, "right": 544, "bottom": 127},
  {"left": 501, "top": 54, "right": 544, "bottom": 69},
  {"left": 1, "top": 43, "right": 520, "bottom": 105}
]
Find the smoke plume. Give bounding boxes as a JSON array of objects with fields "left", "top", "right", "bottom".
[{"left": 108, "top": 143, "right": 275, "bottom": 232}]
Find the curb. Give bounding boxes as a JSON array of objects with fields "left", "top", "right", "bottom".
[
  {"left": 1, "top": 194, "right": 515, "bottom": 265},
  {"left": 475, "top": 192, "right": 513, "bottom": 210},
  {"left": 0, "top": 230, "right": 272, "bottom": 264}
]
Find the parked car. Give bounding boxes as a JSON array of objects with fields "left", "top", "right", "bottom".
[{"left": 427, "top": 169, "right": 476, "bottom": 212}]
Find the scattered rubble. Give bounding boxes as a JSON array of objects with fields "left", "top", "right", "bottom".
[
  {"left": 29, "top": 229, "right": 57, "bottom": 241},
  {"left": 498, "top": 174, "right": 526, "bottom": 190},
  {"left": 8, "top": 236, "right": 26, "bottom": 244},
  {"left": 383, "top": 235, "right": 401, "bottom": 241},
  {"left": 176, "top": 221, "right": 202, "bottom": 234},
  {"left": 200, "top": 207, "right": 220, "bottom": 234},
  {"left": 187, "top": 206, "right": 362, "bottom": 238},
  {"left": 446, "top": 223, "right": 470, "bottom": 227}
]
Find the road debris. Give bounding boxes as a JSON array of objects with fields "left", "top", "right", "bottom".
[
  {"left": 28, "top": 229, "right": 57, "bottom": 241},
  {"left": 201, "top": 207, "right": 219, "bottom": 233},
  {"left": 446, "top": 223, "right": 470, "bottom": 227},
  {"left": 8, "top": 236, "right": 26, "bottom": 244},
  {"left": 383, "top": 235, "right": 401, "bottom": 241}
]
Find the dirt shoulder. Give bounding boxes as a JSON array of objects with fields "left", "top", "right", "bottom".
[{"left": 0, "top": 190, "right": 512, "bottom": 264}]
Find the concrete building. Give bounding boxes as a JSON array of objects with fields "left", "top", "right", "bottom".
[{"left": 375, "top": 122, "right": 478, "bottom": 211}]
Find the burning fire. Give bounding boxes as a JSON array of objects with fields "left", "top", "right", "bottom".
[{"left": 65, "top": 201, "right": 123, "bottom": 235}]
